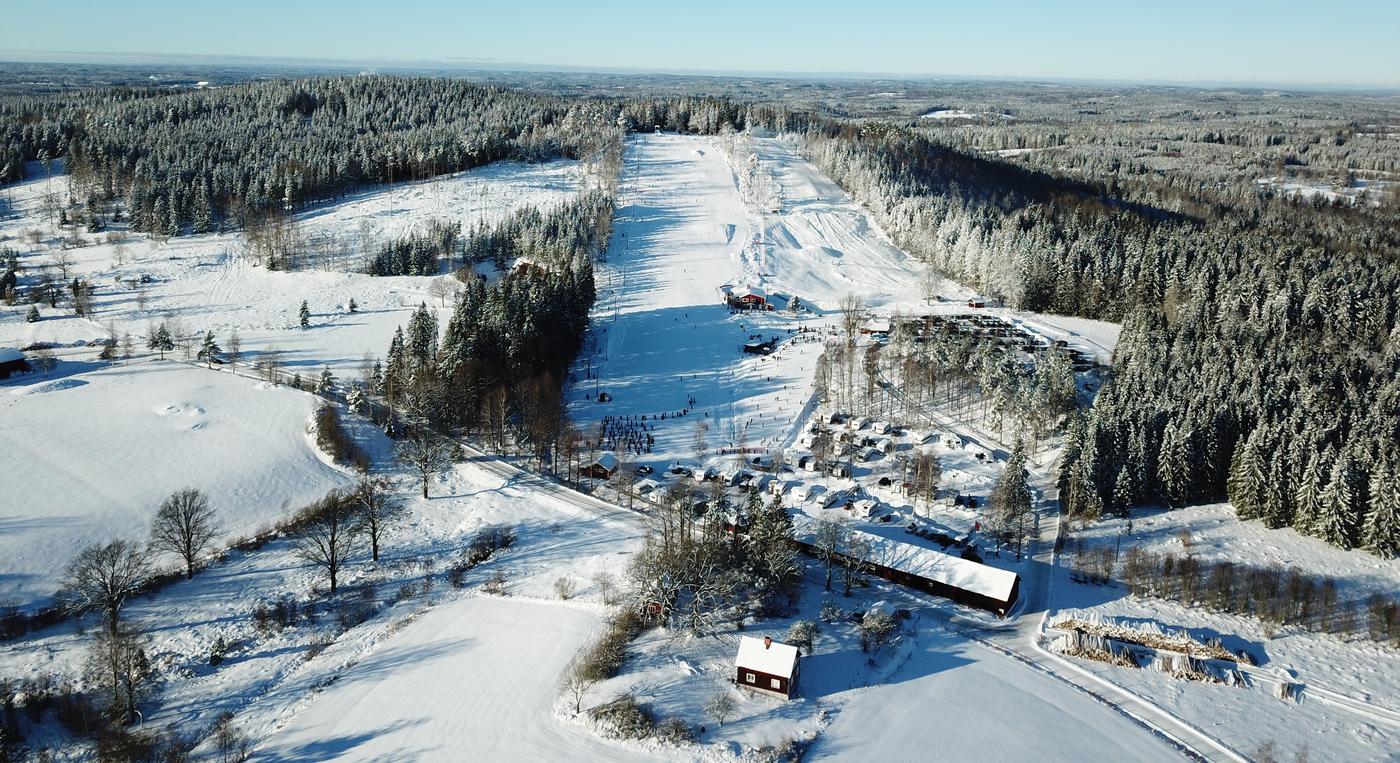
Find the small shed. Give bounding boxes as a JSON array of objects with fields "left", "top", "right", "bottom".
[
  {"left": 0, "top": 348, "right": 30, "bottom": 380},
  {"left": 581, "top": 452, "right": 620, "bottom": 480},
  {"left": 830, "top": 463, "right": 853, "bottom": 479},
  {"left": 735, "top": 636, "right": 800, "bottom": 700}
]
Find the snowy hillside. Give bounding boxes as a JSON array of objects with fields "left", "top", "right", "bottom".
[{"left": 0, "top": 362, "right": 353, "bottom": 605}]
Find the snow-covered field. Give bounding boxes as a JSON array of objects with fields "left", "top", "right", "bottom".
[
  {"left": 254, "top": 596, "right": 664, "bottom": 762},
  {"left": 0, "top": 159, "right": 582, "bottom": 380},
  {"left": 0, "top": 361, "right": 353, "bottom": 605},
  {"left": 0, "top": 158, "right": 582, "bottom": 607},
  {"left": 1054, "top": 503, "right": 1400, "bottom": 760}
]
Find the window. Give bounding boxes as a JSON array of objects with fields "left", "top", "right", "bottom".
[
  {"left": 745, "top": 672, "right": 755, "bottom": 683},
  {"left": 771, "top": 678, "right": 781, "bottom": 690}
]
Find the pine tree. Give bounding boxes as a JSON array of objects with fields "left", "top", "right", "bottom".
[
  {"left": 745, "top": 493, "right": 797, "bottom": 591},
  {"left": 317, "top": 367, "right": 336, "bottom": 396},
  {"left": 405, "top": 302, "right": 438, "bottom": 369},
  {"left": 147, "top": 324, "right": 174, "bottom": 359},
  {"left": 1111, "top": 464, "right": 1135, "bottom": 517},
  {"left": 348, "top": 297, "right": 358, "bottom": 313},
  {"left": 1317, "top": 454, "right": 1360, "bottom": 549},
  {"left": 346, "top": 384, "right": 368, "bottom": 414},
  {"left": 1158, "top": 422, "right": 1190, "bottom": 509},
  {"left": 1227, "top": 425, "right": 1268, "bottom": 520},
  {"left": 1363, "top": 460, "right": 1400, "bottom": 557},
  {"left": 1294, "top": 449, "right": 1329, "bottom": 536},
  {"left": 299, "top": 300, "right": 311, "bottom": 329},
  {"left": 26, "top": 305, "right": 40, "bottom": 322},
  {"left": 196, "top": 330, "right": 221, "bottom": 368}
]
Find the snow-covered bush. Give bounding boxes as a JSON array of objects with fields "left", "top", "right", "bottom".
[{"left": 588, "top": 693, "right": 656, "bottom": 740}]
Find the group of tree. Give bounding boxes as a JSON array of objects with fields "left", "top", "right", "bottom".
[
  {"left": 367, "top": 192, "right": 611, "bottom": 475},
  {"left": 629, "top": 487, "right": 800, "bottom": 634},
  {"left": 805, "top": 121, "right": 1400, "bottom": 556}
]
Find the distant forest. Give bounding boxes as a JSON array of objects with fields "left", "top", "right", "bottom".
[
  {"left": 3, "top": 75, "right": 1397, "bottom": 554},
  {"left": 804, "top": 120, "right": 1400, "bottom": 556}
]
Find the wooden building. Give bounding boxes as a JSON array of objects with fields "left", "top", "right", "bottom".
[
  {"left": 735, "top": 635, "right": 800, "bottom": 700},
  {"left": 727, "top": 285, "right": 770, "bottom": 310},
  {"left": 793, "top": 518, "right": 1020, "bottom": 617},
  {"left": 0, "top": 348, "right": 30, "bottom": 380},
  {"left": 580, "top": 452, "right": 620, "bottom": 480}
]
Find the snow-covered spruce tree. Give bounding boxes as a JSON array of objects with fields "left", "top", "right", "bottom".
[
  {"left": 196, "top": 330, "right": 221, "bottom": 368},
  {"left": 1363, "top": 459, "right": 1400, "bottom": 557},
  {"left": 298, "top": 300, "right": 311, "bottom": 329},
  {"left": 316, "top": 366, "right": 336, "bottom": 396},
  {"left": 146, "top": 323, "right": 174, "bottom": 359},
  {"left": 1227, "top": 425, "right": 1269, "bottom": 521},
  {"left": 1317, "top": 454, "right": 1362, "bottom": 550}
]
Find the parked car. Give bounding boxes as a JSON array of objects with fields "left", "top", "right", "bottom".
[{"left": 634, "top": 465, "right": 654, "bottom": 477}]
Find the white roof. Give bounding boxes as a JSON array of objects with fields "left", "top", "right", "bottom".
[
  {"left": 794, "top": 517, "right": 1018, "bottom": 604},
  {"left": 734, "top": 285, "right": 767, "bottom": 300},
  {"left": 0, "top": 348, "right": 24, "bottom": 363},
  {"left": 590, "top": 452, "right": 620, "bottom": 471},
  {"left": 735, "top": 636, "right": 799, "bottom": 678}
]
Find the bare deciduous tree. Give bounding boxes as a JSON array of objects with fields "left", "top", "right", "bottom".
[
  {"left": 397, "top": 429, "right": 450, "bottom": 499},
  {"left": 60, "top": 540, "right": 151, "bottom": 635},
  {"left": 294, "top": 490, "right": 358, "bottom": 594},
  {"left": 353, "top": 476, "right": 400, "bottom": 562},
  {"left": 85, "top": 624, "right": 152, "bottom": 725},
  {"left": 839, "top": 293, "right": 866, "bottom": 344},
  {"left": 149, "top": 488, "right": 220, "bottom": 579},
  {"left": 813, "top": 519, "right": 847, "bottom": 592},
  {"left": 558, "top": 652, "right": 598, "bottom": 716}
]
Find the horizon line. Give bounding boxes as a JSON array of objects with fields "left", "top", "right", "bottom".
[{"left": 2, "top": 49, "right": 1399, "bottom": 94}]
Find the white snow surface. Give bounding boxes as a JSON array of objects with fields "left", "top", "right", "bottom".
[
  {"left": 254, "top": 596, "right": 662, "bottom": 762},
  {"left": 0, "top": 361, "right": 352, "bottom": 604},
  {"left": 734, "top": 635, "right": 799, "bottom": 678}
]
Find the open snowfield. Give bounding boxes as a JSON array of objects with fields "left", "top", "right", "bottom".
[
  {"left": 253, "top": 597, "right": 664, "bottom": 762},
  {"left": 0, "top": 158, "right": 582, "bottom": 380},
  {"left": 1053, "top": 503, "right": 1400, "bottom": 760},
  {"left": 808, "top": 622, "right": 1179, "bottom": 763},
  {"left": 0, "top": 361, "right": 353, "bottom": 605},
  {"left": 0, "top": 423, "right": 647, "bottom": 759}
]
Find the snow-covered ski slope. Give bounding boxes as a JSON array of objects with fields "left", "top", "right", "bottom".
[
  {"left": 573, "top": 133, "right": 947, "bottom": 468},
  {"left": 0, "top": 362, "right": 354, "bottom": 604}
]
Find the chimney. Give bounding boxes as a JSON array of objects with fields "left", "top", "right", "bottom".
[{"left": 763, "top": 636, "right": 772, "bottom": 649}]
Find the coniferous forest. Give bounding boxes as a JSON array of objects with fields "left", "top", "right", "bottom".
[
  {"left": 3, "top": 73, "right": 1397, "bottom": 555},
  {"left": 804, "top": 121, "right": 1400, "bottom": 555}
]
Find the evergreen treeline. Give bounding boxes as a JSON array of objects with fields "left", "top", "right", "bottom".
[
  {"left": 368, "top": 220, "right": 461, "bottom": 277},
  {"left": 374, "top": 191, "right": 612, "bottom": 464},
  {"left": 0, "top": 77, "right": 622, "bottom": 228},
  {"left": 806, "top": 122, "right": 1400, "bottom": 555}
]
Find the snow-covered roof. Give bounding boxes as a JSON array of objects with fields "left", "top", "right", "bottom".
[
  {"left": 735, "top": 636, "right": 799, "bottom": 678},
  {"left": 733, "top": 285, "right": 767, "bottom": 300},
  {"left": 589, "top": 452, "right": 620, "bottom": 472},
  {"left": 862, "top": 318, "right": 891, "bottom": 334},
  {"left": 794, "top": 517, "right": 1019, "bottom": 604},
  {"left": 0, "top": 348, "right": 24, "bottom": 363}
]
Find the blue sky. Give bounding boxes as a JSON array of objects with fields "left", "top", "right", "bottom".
[{"left": 3, "top": 0, "right": 1397, "bottom": 87}]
